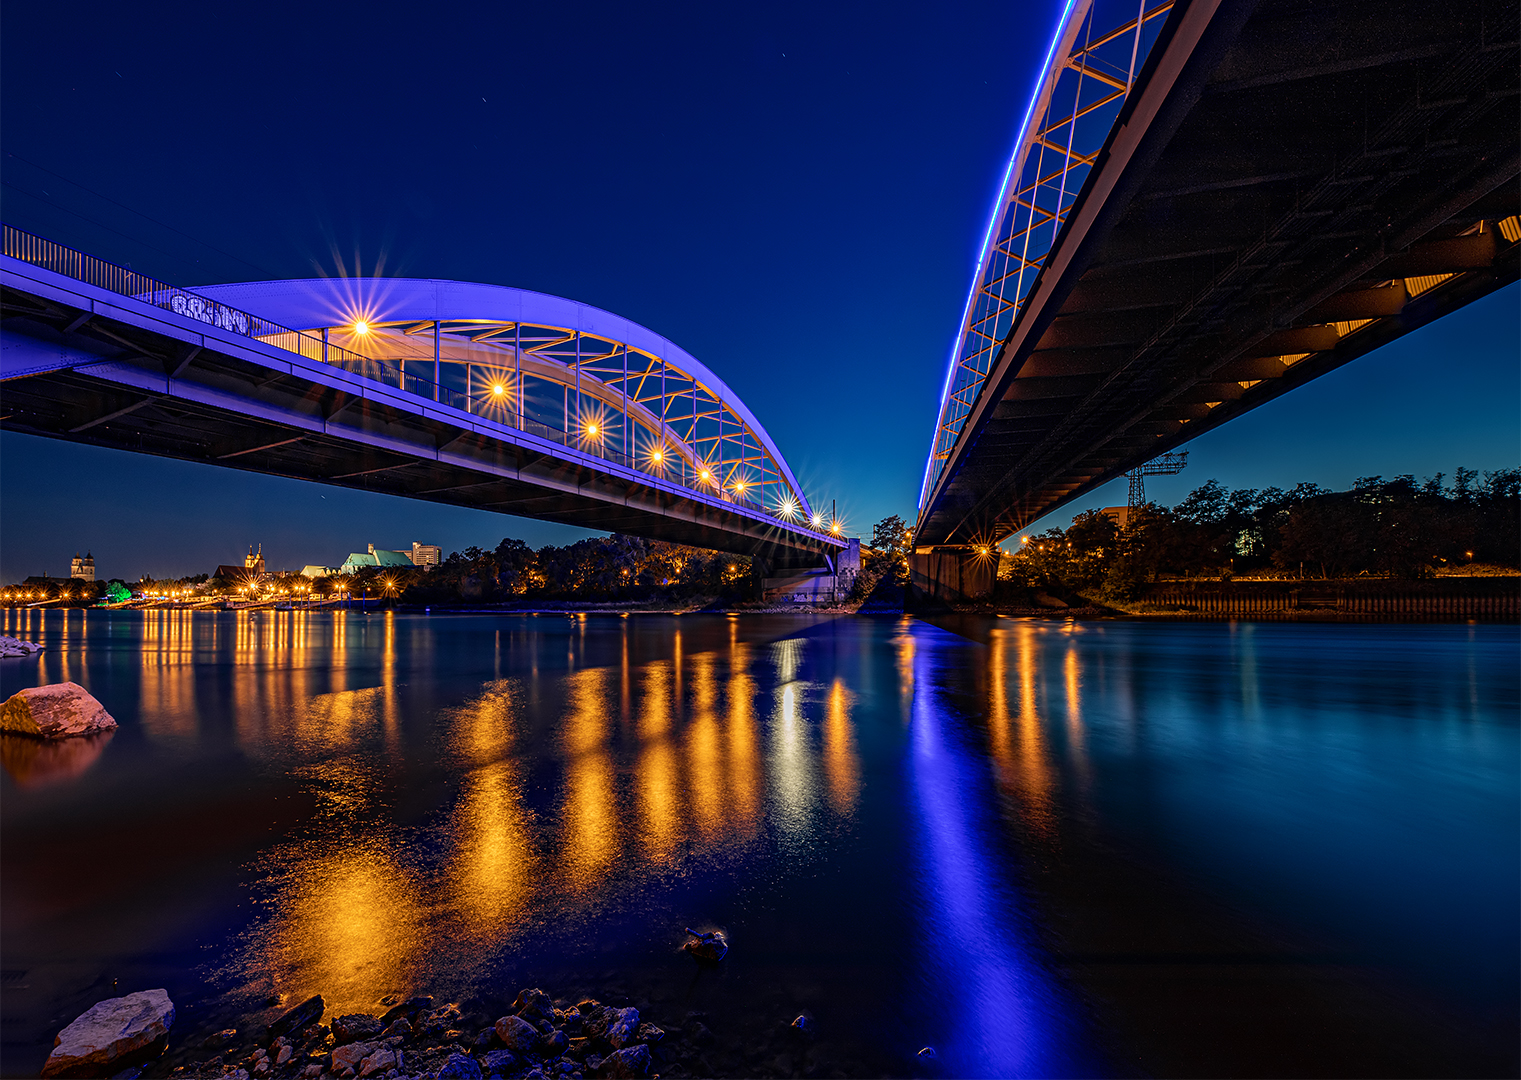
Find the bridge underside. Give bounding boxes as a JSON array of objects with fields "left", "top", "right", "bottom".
[
  {"left": 919, "top": 0, "right": 1520, "bottom": 547},
  {"left": 0, "top": 270, "right": 839, "bottom": 571}
]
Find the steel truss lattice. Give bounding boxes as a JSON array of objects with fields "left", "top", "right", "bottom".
[{"left": 920, "top": 0, "right": 1174, "bottom": 510}]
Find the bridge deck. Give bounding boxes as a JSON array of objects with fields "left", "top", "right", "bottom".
[
  {"left": 919, "top": 0, "right": 1519, "bottom": 547},
  {"left": 0, "top": 258, "right": 842, "bottom": 570}
]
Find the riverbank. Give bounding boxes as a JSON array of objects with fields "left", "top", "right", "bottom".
[{"left": 153, "top": 984, "right": 744, "bottom": 1080}]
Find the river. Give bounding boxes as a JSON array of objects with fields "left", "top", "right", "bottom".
[{"left": 1, "top": 609, "right": 1516, "bottom": 1077}]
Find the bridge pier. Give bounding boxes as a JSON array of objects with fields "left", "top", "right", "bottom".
[{"left": 909, "top": 547, "right": 993, "bottom": 606}]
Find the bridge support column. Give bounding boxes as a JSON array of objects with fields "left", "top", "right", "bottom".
[{"left": 909, "top": 547, "right": 994, "bottom": 607}]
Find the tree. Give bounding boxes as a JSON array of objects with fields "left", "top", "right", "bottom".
[{"left": 868, "top": 514, "right": 913, "bottom": 584}]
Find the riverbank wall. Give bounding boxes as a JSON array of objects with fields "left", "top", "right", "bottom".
[{"left": 1136, "top": 577, "right": 1519, "bottom": 619}]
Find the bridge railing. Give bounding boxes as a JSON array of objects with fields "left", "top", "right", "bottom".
[{"left": 3, "top": 223, "right": 823, "bottom": 534}]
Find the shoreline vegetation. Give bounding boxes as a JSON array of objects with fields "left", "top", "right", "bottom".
[{"left": 3, "top": 469, "right": 1516, "bottom": 620}]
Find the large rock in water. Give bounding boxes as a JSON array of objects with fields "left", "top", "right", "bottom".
[
  {"left": 1, "top": 683, "right": 116, "bottom": 739},
  {"left": 40, "top": 988, "right": 174, "bottom": 1077}
]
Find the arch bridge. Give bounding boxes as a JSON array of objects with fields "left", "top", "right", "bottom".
[{"left": 0, "top": 227, "right": 844, "bottom": 571}]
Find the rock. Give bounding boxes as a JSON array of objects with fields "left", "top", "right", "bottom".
[
  {"left": 268, "top": 995, "right": 325, "bottom": 1039},
  {"left": 380, "top": 996, "right": 433, "bottom": 1026},
  {"left": 436, "top": 1051, "right": 484, "bottom": 1080},
  {"left": 416, "top": 1003, "right": 462, "bottom": 1038},
  {"left": 790, "top": 1015, "right": 814, "bottom": 1037},
  {"left": 275, "top": 1043, "right": 294, "bottom": 1066},
  {"left": 2, "top": 682, "right": 116, "bottom": 739},
  {"left": 495, "top": 1015, "right": 540, "bottom": 1054},
  {"left": 357, "top": 1046, "right": 397, "bottom": 1076},
  {"left": 917, "top": 1046, "right": 937, "bottom": 1061},
  {"left": 585, "top": 1006, "right": 638, "bottom": 1049},
  {"left": 680, "top": 928, "right": 728, "bottom": 963},
  {"left": 202, "top": 1028, "right": 239, "bottom": 1050},
  {"left": 633, "top": 1023, "right": 663, "bottom": 1045},
  {"left": 0, "top": 635, "right": 42, "bottom": 658},
  {"left": 330, "top": 1039, "right": 381, "bottom": 1072},
  {"left": 560, "top": 1007, "right": 584, "bottom": 1036},
  {"left": 332, "top": 1014, "right": 384, "bottom": 1045},
  {"left": 599, "top": 1044, "right": 651, "bottom": 1079},
  {"left": 472, "top": 1027, "right": 497, "bottom": 1049},
  {"left": 513, "top": 988, "right": 556, "bottom": 1025},
  {"left": 302, "top": 1066, "right": 323, "bottom": 1079},
  {"left": 480, "top": 1049, "right": 520, "bottom": 1077},
  {"left": 380, "top": 1017, "right": 412, "bottom": 1040},
  {"left": 684, "top": 1021, "right": 714, "bottom": 1047},
  {"left": 41, "top": 988, "right": 175, "bottom": 1078},
  {"left": 540, "top": 1029, "right": 569, "bottom": 1057}
]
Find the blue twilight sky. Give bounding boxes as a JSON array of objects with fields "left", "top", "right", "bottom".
[{"left": 1, "top": 1, "right": 1516, "bottom": 582}]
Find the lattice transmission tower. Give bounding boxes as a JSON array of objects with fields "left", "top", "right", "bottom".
[{"left": 1127, "top": 451, "right": 1189, "bottom": 509}]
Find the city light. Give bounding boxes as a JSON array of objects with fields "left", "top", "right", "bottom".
[
  {"left": 586, "top": 421, "right": 599, "bottom": 437},
  {"left": 812, "top": 512, "right": 823, "bottom": 527},
  {"left": 700, "top": 468, "right": 712, "bottom": 483},
  {"left": 493, "top": 383, "right": 505, "bottom": 396},
  {"left": 353, "top": 320, "right": 370, "bottom": 336},
  {"left": 777, "top": 497, "right": 799, "bottom": 520},
  {"left": 830, "top": 520, "right": 842, "bottom": 535},
  {"left": 651, "top": 447, "right": 665, "bottom": 464}
]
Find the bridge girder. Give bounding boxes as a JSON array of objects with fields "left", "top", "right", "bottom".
[
  {"left": 0, "top": 255, "right": 842, "bottom": 570},
  {"left": 917, "top": 0, "right": 1520, "bottom": 548}
]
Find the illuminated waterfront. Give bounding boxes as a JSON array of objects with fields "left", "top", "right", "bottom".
[{"left": 1, "top": 609, "right": 1516, "bottom": 1077}]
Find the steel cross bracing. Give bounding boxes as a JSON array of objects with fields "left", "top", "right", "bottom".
[
  {"left": 921, "top": 0, "right": 1175, "bottom": 509},
  {"left": 1, "top": 224, "right": 830, "bottom": 541}
]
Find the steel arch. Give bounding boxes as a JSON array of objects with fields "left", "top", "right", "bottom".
[{"left": 191, "top": 277, "right": 821, "bottom": 529}]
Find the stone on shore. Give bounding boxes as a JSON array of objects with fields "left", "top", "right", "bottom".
[
  {"left": 2, "top": 682, "right": 116, "bottom": 739},
  {"left": 437, "top": 1051, "right": 484, "bottom": 1080},
  {"left": 513, "top": 987, "right": 556, "bottom": 1025},
  {"left": 40, "top": 988, "right": 174, "bottom": 1078},
  {"left": 494, "top": 1014, "right": 539, "bottom": 1053},
  {"left": 356, "top": 1045, "right": 396, "bottom": 1076},
  {"left": 379, "top": 995, "right": 432, "bottom": 1026},
  {"left": 330, "top": 1039, "right": 383, "bottom": 1073},
  {"left": 681, "top": 928, "right": 728, "bottom": 963},
  {"left": 0, "top": 635, "right": 42, "bottom": 658},
  {"left": 330, "top": 1013, "right": 382, "bottom": 1045},
  {"left": 599, "top": 1043, "right": 651, "bottom": 1078},
  {"left": 267, "top": 995, "right": 324, "bottom": 1039}
]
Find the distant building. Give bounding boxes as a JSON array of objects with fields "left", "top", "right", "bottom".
[
  {"left": 1098, "top": 506, "right": 1130, "bottom": 530},
  {"left": 212, "top": 564, "right": 258, "bottom": 586},
  {"left": 340, "top": 544, "right": 417, "bottom": 574},
  {"left": 70, "top": 552, "right": 96, "bottom": 582},
  {"left": 245, "top": 545, "right": 266, "bottom": 574},
  {"left": 300, "top": 565, "right": 337, "bottom": 578},
  {"left": 410, "top": 542, "right": 442, "bottom": 569}
]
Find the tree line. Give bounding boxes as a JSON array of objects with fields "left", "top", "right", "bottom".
[
  {"left": 340, "top": 535, "right": 755, "bottom": 605},
  {"left": 1001, "top": 468, "right": 1520, "bottom": 599}
]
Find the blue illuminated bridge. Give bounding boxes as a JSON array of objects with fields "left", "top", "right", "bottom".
[
  {"left": 0, "top": 227, "right": 843, "bottom": 571},
  {"left": 913, "top": 0, "right": 1518, "bottom": 597}
]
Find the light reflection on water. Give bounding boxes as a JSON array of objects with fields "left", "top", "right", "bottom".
[{"left": 1, "top": 609, "right": 1517, "bottom": 1077}]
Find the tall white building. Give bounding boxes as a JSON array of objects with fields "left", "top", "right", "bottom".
[{"left": 410, "top": 542, "right": 442, "bottom": 569}]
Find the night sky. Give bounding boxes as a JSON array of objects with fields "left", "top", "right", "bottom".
[{"left": 2, "top": 1, "right": 1516, "bottom": 582}]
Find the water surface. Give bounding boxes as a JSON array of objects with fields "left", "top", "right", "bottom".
[{"left": 2, "top": 609, "right": 1516, "bottom": 1077}]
